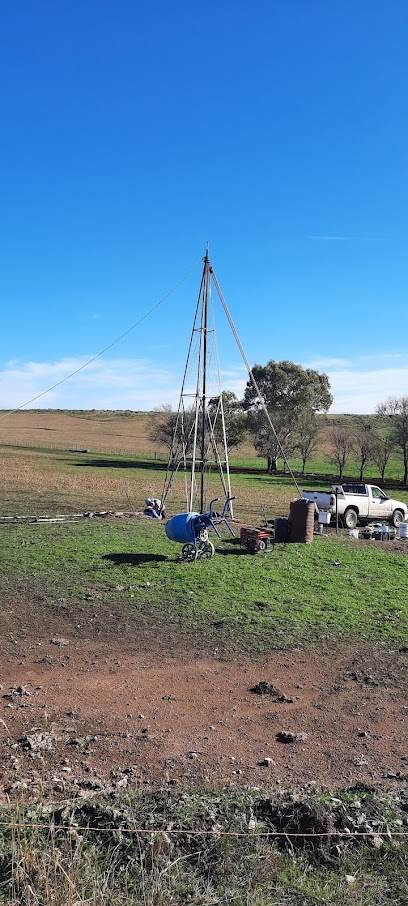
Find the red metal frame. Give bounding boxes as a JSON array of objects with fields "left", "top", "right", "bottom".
[{"left": 240, "top": 525, "right": 274, "bottom": 553}]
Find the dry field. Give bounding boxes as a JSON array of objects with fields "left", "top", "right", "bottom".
[
  {"left": 0, "top": 410, "right": 277, "bottom": 520},
  {"left": 0, "top": 410, "right": 162, "bottom": 456},
  {"left": 0, "top": 443, "right": 296, "bottom": 522},
  {"left": 0, "top": 409, "right": 258, "bottom": 457}
]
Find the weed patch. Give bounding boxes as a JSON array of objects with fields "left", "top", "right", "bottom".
[{"left": 0, "top": 788, "right": 407, "bottom": 905}]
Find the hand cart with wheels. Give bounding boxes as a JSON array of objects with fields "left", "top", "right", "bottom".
[{"left": 165, "top": 497, "right": 235, "bottom": 561}]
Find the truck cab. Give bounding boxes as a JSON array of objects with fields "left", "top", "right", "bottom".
[{"left": 334, "top": 483, "right": 407, "bottom": 528}]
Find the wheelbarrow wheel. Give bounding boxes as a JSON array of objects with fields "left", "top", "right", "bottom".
[
  {"left": 182, "top": 543, "right": 197, "bottom": 562},
  {"left": 200, "top": 540, "right": 215, "bottom": 559}
]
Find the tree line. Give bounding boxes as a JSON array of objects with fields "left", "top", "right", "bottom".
[{"left": 150, "top": 360, "right": 408, "bottom": 485}]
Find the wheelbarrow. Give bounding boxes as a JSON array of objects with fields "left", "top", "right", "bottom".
[{"left": 165, "top": 497, "right": 235, "bottom": 561}]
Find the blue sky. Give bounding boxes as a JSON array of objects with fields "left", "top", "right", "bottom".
[{"left": 1, "top": 0, "right": 408, "bottom": 413}]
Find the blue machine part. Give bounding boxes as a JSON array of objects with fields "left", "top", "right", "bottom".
[{"left": 165, "top": 512, "right": 201, "bottom": 544}]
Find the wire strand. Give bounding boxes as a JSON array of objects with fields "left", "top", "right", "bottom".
[
  {"left": 0, "top": 260, "right": 201, "bottom": 421},
  {"left": 0, "top": 820, "right": 405, "bottom": 838}
]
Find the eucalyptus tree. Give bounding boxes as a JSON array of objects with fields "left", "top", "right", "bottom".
[{"left": 243, "top": 360, "right": 332, "bottom": 472}]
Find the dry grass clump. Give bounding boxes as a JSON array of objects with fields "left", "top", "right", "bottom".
[{"left": 2, "top": 791, "right": 407, "bottom": 906}]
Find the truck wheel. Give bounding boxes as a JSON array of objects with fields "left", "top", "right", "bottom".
[
  {"left": 391, "top": 509, "right": 404, "bottom": 528},
  {"left": 344, "top": 508, "right": 358, "bottom": 530}
]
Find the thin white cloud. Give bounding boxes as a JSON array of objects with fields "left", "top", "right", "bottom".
[
  {"left": 1, "top": 355, "right": 408, "bottom": 415},
  {"left": 0, "top": 357, "right": 180, "bottom": 411},
  {"left": 359, "top": 352, "right": 403, "bottom": 362},
  {"left": 218, "top": 365, "right": 248, "bottom": 399},
  {"left": 219, "top": 366, "right": 247, "bottom": 378},
  {"left": 305, "top": 234, "right": 382, "bottom": 242},
  {"left": 325, "top": 366, "right": 408, "bottom": 413},
  {"left": 305, "top": 234, "right": 350, "bottom": 241},
  {"left": 304, "top": 357, "right": 352, "bottom": 370}
]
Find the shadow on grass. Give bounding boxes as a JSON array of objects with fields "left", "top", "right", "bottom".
[
  {"left": 102, "top": 553, "right": 168, "bottom": 566},
  {"left": 237, "top": 474, "right": 303, "bottom": 487},
  {"left": 72, "top": 457, "right": 407, "bottom": 490},
  {"left": 216, "top": 547, "right": 248, "bottom": 556},
  {"left": 214, "top": 538, "right": 245, "bottom": 556},
  {"left": 74, "top": 458, "right": 167, "bottom": 472}
]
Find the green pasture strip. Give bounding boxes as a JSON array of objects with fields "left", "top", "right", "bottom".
[
  {"left": 1, "top": 520, "right": 407, "bottom": 648},
  {"left": 287, "top": 453, "right": 407, "bottom": 482},
  {"left": 3, "top": 433, "right": 407, "bottom": 483},
  {"left": 3, "top": 441, "right": 407, "bottom": 484},
  {"left": 229, "top": 456, "right": 266, "bottom": 470},
  {"left": 0, "top": 788, "right": 407, "bottom": 906},
  {"left": 230, "top": 452, "right": 408, "bottom": 484}
]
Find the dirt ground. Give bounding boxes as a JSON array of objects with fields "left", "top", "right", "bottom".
[{"left": 1, "top": 582, "right": 407, "bottom": 804}]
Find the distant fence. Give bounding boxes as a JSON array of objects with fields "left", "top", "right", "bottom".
[{"left": 0, "top": 442, "right": 167, "bottom": 459}]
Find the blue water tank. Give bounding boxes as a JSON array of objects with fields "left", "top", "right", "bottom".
[{"left": 165, "top": 512, "right": 200, "bottom": 544}]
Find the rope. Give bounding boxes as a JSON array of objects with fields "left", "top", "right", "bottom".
[{"left": 0, "top": 260, "right": 201, "bottom": 421}]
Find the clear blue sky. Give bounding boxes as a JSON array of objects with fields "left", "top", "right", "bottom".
[{"left": 1, "top": 0, "right": 408, "bottom": 413}]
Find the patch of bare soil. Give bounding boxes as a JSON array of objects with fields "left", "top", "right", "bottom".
[{"left": 1, "top": 581, "right": 407, "bottom": 805}]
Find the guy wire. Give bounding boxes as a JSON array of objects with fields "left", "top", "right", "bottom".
[{"left": 0, "top": 259, "right": 201, "bottom": 420}]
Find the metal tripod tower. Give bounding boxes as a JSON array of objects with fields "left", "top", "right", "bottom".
[{"left": 161, "top": 250, "right": 234, "bottom": 516}]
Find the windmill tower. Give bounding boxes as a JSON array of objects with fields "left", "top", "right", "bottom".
[{"left": 161, "top": 250, "right": 234, "bottom": 516}]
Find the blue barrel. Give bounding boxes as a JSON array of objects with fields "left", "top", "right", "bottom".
[
  {"left": 165, "top": 512, "right": 200, "bottom": 544},
  {"left": 274, "top": 517, "right": 289, "bottom": 543}
]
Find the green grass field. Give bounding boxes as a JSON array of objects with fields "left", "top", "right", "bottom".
[{"left": 1, "top": 517, "right": 407, "bottom": 650}]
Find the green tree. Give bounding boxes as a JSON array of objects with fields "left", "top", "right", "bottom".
[
  {"left": 243, "top": 360, "right": 332, "bottom": 472},
  {"left": 250, "top": 414, "right": 295, "bottom": 473}
]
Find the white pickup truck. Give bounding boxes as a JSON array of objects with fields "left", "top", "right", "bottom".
[{"left": 302, "top": 483, "right": 408, "bottom": 530}]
